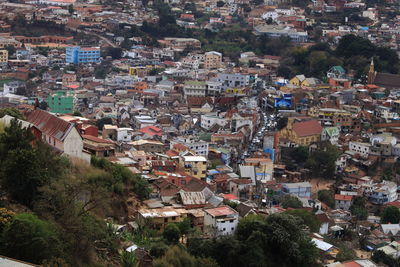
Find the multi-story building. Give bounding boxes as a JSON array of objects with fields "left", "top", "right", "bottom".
[
  {"left": 282, "top": 182, "right": 312, "bottom": 198},
  {"left": 206, "top": 81, "right": 223, "bottom": 96},
  {"left": 201, "top": 113, "right": 228, "bottom": 130},
  {"left": 215, "top": 73, "right": 250, "bottom": 90},
  {"left": 279, "top": 118, "right": 322, "bottom": 146},
  {"left": 204, "top": 51, "right": 222, "bottom": 69},
  {"left": 334, "top": 194, "right": 353, "bottom": 210},
  {"left": 204, "top": 206, "right": 239, "bottom": 237},
  {"left": 136, "top": 207, "right": 188, "bottom": 231},
  {"left": 365, "top": 181, "right": 398, "bottom": 205},
  {"left": 66, "top": 46, "right": 100, "bottom": 64},
  {"left": 183, "top": 80, "right": 207, "bottom": 98},
  {"left": 171, "top": 136, "right": 209, "bottom": 157},
  {"left": 179, "top": 155, "right": 207, "bottom": 179},
  {"left": 0, "top": 49, "right": 8, "bottom": 63},
  {"left": 47, "top": 90, "right": 75, "bottom": 114},
  {"left": 349, "top": 141, "right": 370, "bottom": 158}
]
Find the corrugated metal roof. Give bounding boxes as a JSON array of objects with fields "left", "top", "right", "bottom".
[
  {"left": 179, "top": 191, "right": 205, "bottom": 205},
  {"left": 26, "top": 109, "right": 74, "bottom": 141}
]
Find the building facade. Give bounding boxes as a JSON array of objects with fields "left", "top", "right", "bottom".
[
  {"left": 66, "top": 46, "right": 100, "bottom": 64},
  {"left": 47, "top": 90, "right": 75, "bottom": 114}
]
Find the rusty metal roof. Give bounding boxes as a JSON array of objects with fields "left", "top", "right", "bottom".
[{"left": 26, "top": 109, "right": 74, "bottom": 141}]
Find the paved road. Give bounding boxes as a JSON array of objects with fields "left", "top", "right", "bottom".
[{"left": 68, "top": 27, "right": 118, "bottom": 48}]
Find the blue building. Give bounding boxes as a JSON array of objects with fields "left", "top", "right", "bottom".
[{"left": 66, "top": 46, "right": 100, "bottom": 64}]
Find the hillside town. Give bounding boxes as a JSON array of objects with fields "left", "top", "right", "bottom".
[{"left": 2, "top": 0, "right": 400, "bottom": 266}]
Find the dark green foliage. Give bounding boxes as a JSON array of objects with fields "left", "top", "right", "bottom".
[
  {"left": 276, "top": 117, "right": 288, "bottom": 130},
  {"left": 305, "top": 144, "right": 340, "bottom": 179},
  {"left": 1, "top": 213, "right": 63, "bottom": 264},
  {"left": 281, "top": 194, "right": 303, "bottom": 209},
  {"left": 96, "top": 117, "right": 113, "bottom": 130},
  {"left": 372, "top": 250, "right": 398, "bottom": 267},
  {"left": 0, "top": 107, "right": 24, "bottom": 120},
  {"left": 150, "top": 241, "right": 169, "bottom": 258},
  {"left": 350, "top": 196, "right": 368, "bottom": 220},
  {"left": 154, "top": 246, "right": 218, "bottom": 267},
  {"left": 91, "top": 156, "right": 150, "bottom": 200},
  {"left": 103, "top": 47, "right": 123, "bottom": 59},
  {"left": 284, "top": 209, "right": 321, "bottom": 232},
  {"left": 163, "top": 223, "right": 180, "bottom": 244},
  {"left": 381, "top": 206, "right": 400, "bottom": 224},
  {"left": 189, "top": 213, "right": 319, "bottom": 267},
  {"left": 290, "top": 146, "right": 309, "bottom": 164},
  {"left": 318, "top": 190, "right": 335, "bottom": 208},
  {"left": 336, "top": 246, "right": 356, "bottom": 262}
]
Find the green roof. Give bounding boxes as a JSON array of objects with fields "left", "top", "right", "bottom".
[{"left": 332, "top": 66, "right": 346, "bottom": 73}]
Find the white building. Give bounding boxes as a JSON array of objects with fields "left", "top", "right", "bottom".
[
  {"left": 183, "top": 80, "right": 207, "bottom": 98},
  {"left": 349, "top": 141, "right": 370, "bottom": 157},
  {"left": 25, "top": 109, "right": 90, "bottom": 163},
  {"left": 201, "top": 113, "right": 228, "bottom": 130},
  {"left": 116, "top": 128, "right": 134, "bottom": 142},
  {"left": 365, "top": 181, "right": 398, "bottom": 205},
  {"left": 215, "top": 73, "right": 250, "bottom": 90},
  {"left": 204, "top": 206, "right": 239, "bottom": 237},
  {"left": 171, "top": 136, "right": 209, "bottom": 157},
  {"left": 206, "top": 80, "right": 223, "bottom": 96}
]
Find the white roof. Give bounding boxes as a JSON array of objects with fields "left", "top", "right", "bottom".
[
  {"left": 184, "top": 156, "right": 207, "bottom": 162},
  {"left": 125, "top": 244, "right": 138, "bottom": 252},
  {"left": 312, "top": 238, "right": 333, "bottom": 251}
]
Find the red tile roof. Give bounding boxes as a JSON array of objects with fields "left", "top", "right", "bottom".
[
  {"left": 334, "top": 194, "right": 353, "bottom": 201},
  {"left": 292, "top": 120, "right": 322, "bottom": 137},
  {"left": 82, "top": 135, "right": 115, "bottom": 144},
  {"left": 26, "top": 109, "right": 75, "bottom": 141},
  {"left": 139, "top": 126, "right": 162, "bottom": 136},
  {"left": 205, "top": 206, "right": 237, "bottom": 217}
]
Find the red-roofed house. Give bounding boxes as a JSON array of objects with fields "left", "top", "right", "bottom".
[
  {"left": 139, "top": 126, "right": 163, "bottom": 137},
  {"left": 335, "top": 194, "right": 353, "bottom": 210},
  {"left": 280, "top": 117, "right": 323, "bottom": 146},
  {"left": 204, "top": 206, "right": 239, "bottom": 237},
  {"left": 26, "top": 109, "right": 90, "bottom": 162}
]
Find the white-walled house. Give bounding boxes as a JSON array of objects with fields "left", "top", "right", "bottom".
[
  {"left": 204, "top": 206, "right": 239, "bottom": 237},
  {"left": 349, "top": 141, "right": 370, "bottom": 157},
  {"left": 26, "top": 109, "right": 90, "bottom": 163}
]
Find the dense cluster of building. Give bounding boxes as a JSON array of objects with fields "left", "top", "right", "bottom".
[{"left": 1, "top": 0, "right": 400, "bottom": 265}]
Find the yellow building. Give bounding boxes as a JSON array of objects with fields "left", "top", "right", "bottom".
[
  {"left": 244, "top": 157, "right": 274, "bottom": 181},
  {"left": 225, "top": 87, "right": 248, "bottom": 96},
  {"left": 289, "top": 75, "right": 320, "bottom": 87},
  {"left": 136, "top": 207, "right": 188, "bottom": 231},
  {"left": 179, "top": 155, "right": 207, "bottom": 179},
  {"left": 129, "top": 66, "right": 148, "bottom": 77},
  {"left": 280, "top": 118, "right": 323, "bottom": 146},
  {"left": 0, "top": 50, "right": 8, "bottom": 63},
  {"left": 204, "top": 51, "right": 222, "bottom": 69}
]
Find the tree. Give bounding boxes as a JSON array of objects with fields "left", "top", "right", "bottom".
[
  {"left": 0, "top": 107, "right": 24, "bottom": 120},
  {"left": 0, "top": 213, "right": 63, "bottom": 264},
  {"left": 120, "top": 251, "right": 138, "bottom": 267},
  {"left": 178, "top": 217, "right": 192, "bottom": 237},
  {"left": 290, "top": 146, "right": 309, "bottom": 164},
  {"left": 276, "top": 117, "right": 288, "bottom": 130},
  {"left": 4, "top": 45, "right": 16, "bottom": 57},
  {"left": 336, "top": 246, "right": 356, "bottom": 262},
  {"left": 284, "top": 209, "right": 321, "bottom": 232},
  {"left": 96, "top": 117, "right": 113, "bottom": 130},
  {"left": 163, "top": 224, "right": 180, "bottom": 244},
  {"left": 372, "top": 250, "right": 398, "bottom": 266},
  {"left": 73, "top": 111, "right": 82, "bottom": 116},
  {"left": 306, "top": 144, "right": 340, "bottom": 179},
  {"left": 0, "top": 207, "right": 15, "bottom": 232},
  {"left": 216, "top": 0, "right": 225, "bottom": 7},
  {"left": 381, "top": 206, "right": 400, "bottom": 224},
  {"left": 68, "top": 4, "right": 74, "bottom": 14},
  {"left": 318, "top": 190, "right": 335, "bottom": 208},
  {"left": 350, "top": 196, "right": 368, "bottom": 220},
  {"left": 103, "top": 47, "right": 123, "bottom": 59},
  {"left": 281, "top": 194, "right": 303, "bottom": 209},
  {"left": 154, "top": 246, "right": 217, "bottom": 267}
]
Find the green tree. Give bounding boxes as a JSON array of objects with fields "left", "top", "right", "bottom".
[
  {"left": 285, "top": 209, "right": 321, "bottom": 232},
  {"left": 4, "top": 45, "right": 16, "bottom": 56},
  {"left": 281, "top": 194, "right": 303, "bottom": 209},
  {"left": 350, "top": 196, "right": 368, "bottom": 220},
  {"left": 336, "top": 246, "right": 356, "bottom": 262},
  {"left": 96, "top": 117, "right": 113, "bottom": 130},
  {"left": 68, "top": 4, "right": 74, "bottom": 14},
  {"left": 381, "top": 206, "right": 400, "bottom": 224},
  {"left": 276, "top": 117, "right": 288, "bottom": 130},
  {"left": 154, "top": 246, "right": 217, "bottom": 267},
  {"left": 72, "top": 110, "right": 82, "bottom": 116},
  {"left": 103, "top": 47, "right": 123, "bottom": 59},
  {"left": 317, "top": 190, "right": 335, "bottom": 208},
  {"left": 120, "top": 251, "right": 138, "bottom": 267},
  {"left": 163, "top": 223, "right": 180, "bottom": 244},
  {"left": 178, "top": 217, "right": 192, "bottom": 237},
  {"left": 0, "top": 213, "right": 63, "bottom": 264},
  {"left": 290, "top": 146, "right": 309, "bottom": 164},
  {"left": 0, "top": 107, "right": 24, "bottom": 120},
  {"left": 306, "top": 144, "right": 340, "bottom": 179},
  {"left": 216, "top": 0, "right": 224, "bottom": 7}
]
